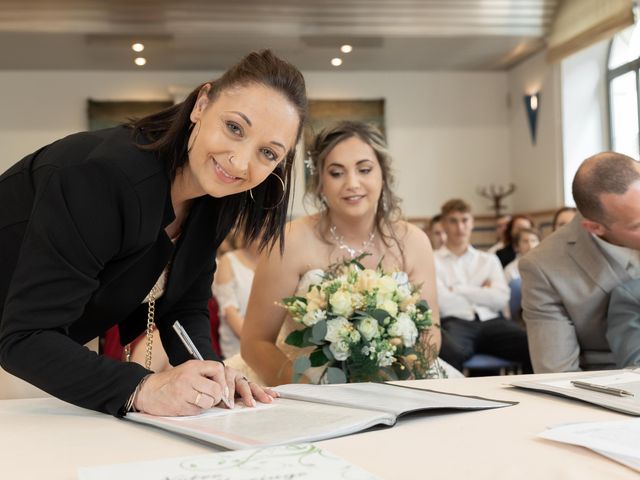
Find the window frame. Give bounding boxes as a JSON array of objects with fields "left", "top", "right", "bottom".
[{"left": 607, "top": 30, "right": 640, "bottom": 154}]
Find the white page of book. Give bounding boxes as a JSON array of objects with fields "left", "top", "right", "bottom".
[
  {"left": 78, "top": 443, "right": 380, "bottom": 480},
  {"left": 274, "top": 382, "right": 512, "bottom": 417},
  {"left": 539, "top": 419, "right": 640, "bottom": 471},
  {"left": 128, "top": 398, "right": 394, "bottom": 450}
]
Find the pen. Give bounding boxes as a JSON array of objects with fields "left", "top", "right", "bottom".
[
  {"left": 172, "top": 321, "right": 233, "bottom": 409},
  {"left": 570, "top": 380, "right": 635, "bottom": 397}
]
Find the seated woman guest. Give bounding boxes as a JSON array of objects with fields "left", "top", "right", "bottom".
[
  {"left": 240, "top": 121, "right": 458, "bottom": 386},
  {"left": 212, "top": 236, "right": 260, "bottom": 359},
  {"left": 552, "top": 206, "right": 577, "bottom": 232},
  {"left": 0, "top": 50, "right": 307, "bottom": 416},
  {"left": 503, "top": 228, "right": 541, "bottom": 284},
  {"left": 496, "top": 214, "right": 535, "bottom": 267}
]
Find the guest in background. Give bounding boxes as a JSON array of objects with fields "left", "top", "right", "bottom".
[
  {"left": 521, "top": 152, "right": 640, "bottom": 372},
  {"left": 552, "top": 206, "right": 577, "bottom": 232},
  {"left": 435, "top": 199, "right": 531, "bottom": 373},
  {"left": 212, "top": 236, "right": 260, "bottom": 359},
  {"left": 495, "top": 214, "right": 535, "bottom": 267},
  {"left": 503, "top": 228, "right": 541, "bottom": 284},
  {"left": 0, "top": 50, "right": 305, "bottom": 416},
  {"left": 425, "top": 214, "right": 447, "bottom": 251},
  {"left": 487, "top": 214, "right": 511, "bottom": 254},
  {"left": 607, "top": 278, "right": 640, "bottom": 367}
]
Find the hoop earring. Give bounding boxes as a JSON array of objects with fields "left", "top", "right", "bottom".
[
  {"left": 187, "top": 120, "right": 201, "bottom": 154},
  {"left": 249, "top": 171, "right": 287, "bottom": 209}
]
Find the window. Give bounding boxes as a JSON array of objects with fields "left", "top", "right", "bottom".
[{"left": 608, "top": 23, "right": 640, "bottom": 159}]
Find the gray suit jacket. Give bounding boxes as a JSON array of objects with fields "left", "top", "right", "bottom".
[
  {"left": 519, "top": 214, "right": 626, "bottom": 372},
  {"left": 607, "top": 278, "right": 640, "bottom": 367}
]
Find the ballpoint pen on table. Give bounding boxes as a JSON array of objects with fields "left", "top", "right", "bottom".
[
  {"left": 570, "top": 380, "right": 635, "bottom": 397},
  {"left": 172, "top": 320, "right": 233, "bottom": 409}
]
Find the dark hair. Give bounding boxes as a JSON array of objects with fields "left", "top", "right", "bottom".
[
  {"left": 552, "top": 206, "right": 577, "bottom": 231},
  {"left": 131, "top": 50, "right": 307, "bottom": 252},
  {"left": 504, "top": 214, "right": 535, "bottom": 246},
  {"left": 513, "top": 227, "right": 541, "bottom": 245},
  {"left": 440, "top": 198, "right": 471, "bottom": 218},
  {"left": 429, "top": 214, "right": 443, "bottom": 228},
  {"left": 572, "top": 152, "right": 640, "bottom": 225},
  {"left": 305, "top": 121, "right": 403, "bottom": 253}
]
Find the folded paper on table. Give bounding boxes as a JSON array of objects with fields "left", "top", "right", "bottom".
[
  {"left": 539, "top": 419, "right": 640, "bottom": 472},
  {"left": 126, "top": 381, "right": 516, "bottom": 450},
  {"left": 511, "top": 370, "right": 640, "bottom": 415},
  {"left": 78, "top": 443, "right": 379, "bottom": 480}
]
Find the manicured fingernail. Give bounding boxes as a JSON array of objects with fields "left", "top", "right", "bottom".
[
  {"left": 224, "top": 386, "right": 229, "bottom": 399},
  {"left": 251, "top": 398, "right": 257, "bottom": 407}
]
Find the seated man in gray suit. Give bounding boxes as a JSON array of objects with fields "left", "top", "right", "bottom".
[
  {"left": 607, "top": 278, "right": 640, "bottom": 367},
  {"left": 520, "top": 152, "right": 640, "bottom": 372}
]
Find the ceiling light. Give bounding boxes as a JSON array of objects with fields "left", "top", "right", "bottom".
[
  {"left": 134, "top": 57, "right": 147, "bottom": 66},
  {"left": 331, "top": 57, "right": 343, "bottom": 67},
  {"left": 131, "top": 42, "right": 145, "bottom": 52},
  {"left": 340, "top": 45, "right": 352, "bottom": 53}
]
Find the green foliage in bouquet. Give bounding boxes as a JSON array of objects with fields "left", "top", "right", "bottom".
[{"left": 281, "top": 254, "right": 442, "bottom": 383}]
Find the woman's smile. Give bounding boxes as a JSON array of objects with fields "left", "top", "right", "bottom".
[{"left": 212, "top": 156, "right": 244, "bottom": 184}]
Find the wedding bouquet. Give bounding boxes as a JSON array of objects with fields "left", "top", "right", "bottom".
[{"left": 281, "top": 256, "right": 440, "bottom": 383}]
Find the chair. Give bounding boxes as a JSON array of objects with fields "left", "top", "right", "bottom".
[
  {"left": 508, "top": 278, "right": 523, "bottom": 324},
  {"left": 462, "top": 353, "right": 521, "bottom": 377}
]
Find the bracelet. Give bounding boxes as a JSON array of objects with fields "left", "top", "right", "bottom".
[{"left": 124, "top": 374, "right": 151, "bottom": 413}]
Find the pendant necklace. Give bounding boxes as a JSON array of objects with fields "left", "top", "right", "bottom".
[{"left": 329, "top": 225, "right": 376, "bottom": 259}]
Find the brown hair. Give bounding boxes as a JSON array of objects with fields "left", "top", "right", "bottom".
[
  {"left": 440, "top": 198, "right": 471, "bottom": 218},
  {"left": 504, "top": 214, "right": 535, "bottom": 246},
  {"left": 552, "top": 206, "right": 577, "bottom": 231},
  {"left": 305, "top": 121, "right": 403, "bottom": 253},
  {"left": 572, "top": 152, "right": 640, "bottom": 225},
  {"left": 131, "top": 50, "right": 307, "bottom": 253}
]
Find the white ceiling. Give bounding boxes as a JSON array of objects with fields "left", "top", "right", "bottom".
[{"left": 0, "top": 0, "right": 559, "bottom": 71}]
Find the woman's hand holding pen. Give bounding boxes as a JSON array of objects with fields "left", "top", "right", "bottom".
[
  {"left": 134, "top": 360, "right": 227, "bottom": 416},
  {"left": 133, "top": 361, "right": 279, "bottom": 416}
]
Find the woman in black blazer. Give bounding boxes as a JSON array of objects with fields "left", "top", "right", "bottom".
[{"left": 0, "top": 50, "right": 307, "bottom": 417}]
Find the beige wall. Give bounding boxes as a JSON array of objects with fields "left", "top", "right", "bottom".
[
  {"left": 0, "top": 69, "right": 511, "bottom": 218},
  {"left": 507, "top": 50, "right": 564, "bottom": 213}
]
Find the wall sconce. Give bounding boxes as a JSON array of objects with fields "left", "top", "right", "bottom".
[{"left": 524, "top": 93, "right": 540, "bottom": 145}]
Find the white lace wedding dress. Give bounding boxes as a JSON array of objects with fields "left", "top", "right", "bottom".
[{"left": 225, "top": 269, "right": 463, "bottom": 385}]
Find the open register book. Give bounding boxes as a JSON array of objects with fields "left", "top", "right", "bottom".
[
  {"left": 511, "top": 369, "right": 640, "bottom": 415},
  {"left": 127, "top": 382, "right": 515, "bottom": 450}
]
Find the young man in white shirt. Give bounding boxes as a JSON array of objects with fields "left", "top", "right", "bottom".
[{"left": 435, "top": 198, "right": 532, "bottom": 373}]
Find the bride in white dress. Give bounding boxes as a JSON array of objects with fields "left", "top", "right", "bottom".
[{"left": 237, "top": 121, "right": 461, "bottom": 385}]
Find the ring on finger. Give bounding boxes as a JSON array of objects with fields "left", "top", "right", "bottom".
[{"left": 194, "top": 391, "right": 203, "bottom": 407}]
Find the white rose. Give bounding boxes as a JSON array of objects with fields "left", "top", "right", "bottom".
[
  {"left": 330, "top": 290, "right": 353, "bottom": 317},
  {"left": 325, "top": 317, "right": 351, "bottom": 343},
  {"left": 357, "top": 317, "right": 380, "bottom": 341},
  {"left": 377, "top": 275, "right": 397, "bottom": 296},
  {"left": 356, "top": 269, "right": 379, "bottom": 291},
  {"left": 388, "top": 312, "right": 419, "bottom": 347},
  {"left": 329, "top": 339, "right": 351, "bottom": 361},
  {"left": 377, "top": 298, "right": 398, "bottom": 317},
  {"left": 351, "top": 292, "right": 364, "bottom": 310}
]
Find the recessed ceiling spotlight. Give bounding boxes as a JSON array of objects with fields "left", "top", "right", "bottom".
[
  {"left": 134, "top": 57, "right": 147, "bottom": 66},
  {"left": 331, "top": 57, "right": 343, "bottom": 67},
  {"left": 131, "top": 42, "right": 145, "bottom": 52},
  {"left": 340, "top": 45, "right": 352, "bottom": 53}
]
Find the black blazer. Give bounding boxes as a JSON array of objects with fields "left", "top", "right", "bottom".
[{"left": 0, "top": 126, "right": 232, "bottom": 415}]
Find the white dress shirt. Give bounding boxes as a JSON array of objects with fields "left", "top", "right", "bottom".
[
  {"left": 592, "top": 234, "right": 640, "bottom": 279},
  {"left": 435, "top": 245, "right": 510, "bottom": 321}
]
